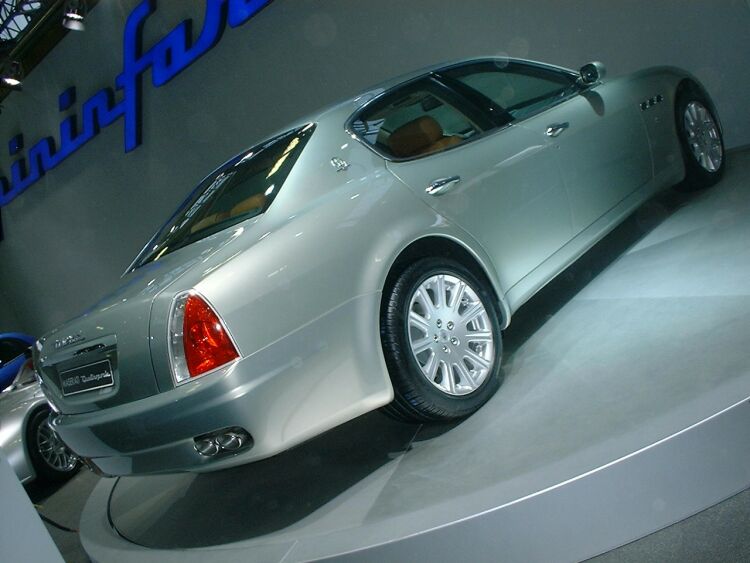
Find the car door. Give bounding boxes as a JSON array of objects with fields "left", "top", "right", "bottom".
[
  {"left": 442, "top": 60, "right": 651, "bottom": 236},
  {"left": 350, "top": 75, "right": 574, "bottom": 293},
  {"left": 523, "top": 87, "right": 652, "bottom": 235}
]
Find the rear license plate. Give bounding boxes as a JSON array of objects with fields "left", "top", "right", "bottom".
[{"left": 60, "top": 359, "right": 115, "bottom": 396}]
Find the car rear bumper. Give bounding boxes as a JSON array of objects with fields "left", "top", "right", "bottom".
[{"left": 50, "top": 293, "right": 393, "bottom": 476}]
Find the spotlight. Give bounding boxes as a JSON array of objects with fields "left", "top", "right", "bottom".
[
  {"left": 1, "top": 61, "right": 24, "bottom": 90},
  {"left": 62, "top": 0, "right": 87, "bottom": 31}
]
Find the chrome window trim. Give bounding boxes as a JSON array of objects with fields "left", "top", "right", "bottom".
[
  {"left": 345, "top": 57, "right": 583, "bottom": 163},
  {"left": 507, "top": 86, "right": 588, "bottom": 124}
]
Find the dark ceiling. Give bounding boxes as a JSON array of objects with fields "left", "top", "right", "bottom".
[
  {"left": 0, "top": 0, "right": 53, "bottom": 54},
  {"left": 0, "top": 0, "right": 98, "bottom": 102}
]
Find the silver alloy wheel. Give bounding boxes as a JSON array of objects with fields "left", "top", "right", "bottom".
[
  {"left": 36, "top": 419, "right": 78, "bottom": 472},
  {"left": 683, "top": 101, "right": 723, "bottom": 172},
  {"left": 407, "top": 273, "right": 495, "bottom": 396}
]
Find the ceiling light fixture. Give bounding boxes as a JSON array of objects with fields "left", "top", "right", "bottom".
[
  {"left": 62, "top": 0, "right": 87, "bottom": 31},
  {"left": 1, "top": 61, "right": 24, "bottom": 90}
]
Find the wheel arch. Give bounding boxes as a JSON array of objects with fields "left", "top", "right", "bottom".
[
  {"left": 381, "top": 235, "right": 511, "bottom": 329},
  {"left": 675, "top": 78, "right": 723, "bottom": 135}
]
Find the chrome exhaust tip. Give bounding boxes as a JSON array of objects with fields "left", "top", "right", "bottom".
[
  {"left": 194, "top": 427, "right": 252, "bottom": 457},
  {"left": 194, "top": 438, "right": 221, "bottom": 457},
  {"left": 216, "top": 432, "right": 244, "bottom": 451}
]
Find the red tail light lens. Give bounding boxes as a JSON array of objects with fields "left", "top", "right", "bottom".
[
  {"left": 184, "top": 294, "right": 239, "bottom": 377},
  {"left": 171, "top": 293, "right": 239, "bottom": 382}
]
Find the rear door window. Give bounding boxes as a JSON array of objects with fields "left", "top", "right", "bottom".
[{"left": 349, "top": 78, "right": 492, "bottom": 160}]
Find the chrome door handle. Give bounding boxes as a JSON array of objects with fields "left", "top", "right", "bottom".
[
  {"left": 426, "top": 175, "right": 461, "bottom": 196},
  {"left": 545, "top": 122, "right": 569, "bottom": 137}
]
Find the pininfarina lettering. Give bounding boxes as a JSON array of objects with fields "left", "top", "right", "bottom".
[{"left": 0, "top": 0, "right": 273, "bottom": 209}]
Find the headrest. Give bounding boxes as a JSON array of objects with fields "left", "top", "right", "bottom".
[{"left": 388, "top": 116, "right": 443, "bottom": 158}]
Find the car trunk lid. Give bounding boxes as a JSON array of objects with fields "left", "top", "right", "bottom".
[{"left": 35, "top": 229, "right": 243, "bottom": 415}]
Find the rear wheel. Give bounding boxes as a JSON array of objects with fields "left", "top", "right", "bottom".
[
  {"left": 381, "top": 257, "right": 502, "bottom": 422},
  {"left": 27, "top": 409, "right": 79, "bottom": 483},
  {"left": 675, "top": 93, "right": 724, "bottom": 191}
]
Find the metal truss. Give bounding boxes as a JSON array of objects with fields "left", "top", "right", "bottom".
[{"left": 0, "top": 1, "right": 44, "bottom": 42}]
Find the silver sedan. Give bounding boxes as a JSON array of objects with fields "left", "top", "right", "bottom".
[
  {"left": 35, "top": 57, "right": 724, "bottom": 475},
  {"left": 0, "top": 357, "right": 79, "bottom": 483}
]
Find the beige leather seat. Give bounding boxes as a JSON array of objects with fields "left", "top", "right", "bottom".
[
  {"left": 189, "top": 193, "right": 267, "bottom": 234},
  {"left": 387, "top": 116, "right": 462, "bottom": 158},
  {"left": 230, "top": 193, "right": 266, "bottom": 217},
  {"left": 190, "top": 213, "right": 222, "bottom": 234}
]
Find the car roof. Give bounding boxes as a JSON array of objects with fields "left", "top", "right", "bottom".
[
  {"left": 322, "top": 56, "right": 579, "bottom": 117},
  {"left": 226, "top": 57, "right": 580, "bottom": 172}
]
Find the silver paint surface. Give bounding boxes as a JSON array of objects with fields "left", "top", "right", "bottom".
[
  {"left": 0, "top": 382, "right": 48, "bottom": 483},
  {"left": 36, "top": 58, "right": 708, "bottom": 475}
]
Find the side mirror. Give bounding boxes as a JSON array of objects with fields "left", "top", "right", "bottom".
[{"left": 579, "top": 61, "right": 607, "bottom": 85}]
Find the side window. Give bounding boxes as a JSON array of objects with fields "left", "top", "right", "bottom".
[
  {"left": 131, "top": 124, "right": 315, "bottom": 269},
  {"left": 442, "top": 62, "right": 578, "bottom": 121},
  {"left": 0, "top": 339, "right": 27, "bottom": 365},
  {"left": 351, "top": 79, "right": 485, "bottom": 159}
]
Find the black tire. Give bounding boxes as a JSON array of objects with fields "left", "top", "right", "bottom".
[
  {"left": 26, "top": 409, "right": 79, "bottom": 483},
  {"left": 675, "top": 90, "right": 725, "bottom": 192},
  {"left": 380, "top": 257, "right": 502, "bottom": 422}
]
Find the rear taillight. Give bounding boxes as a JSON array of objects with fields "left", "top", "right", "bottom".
[{"left": 169, "top": 292, "right": 239, "bottom": 384}]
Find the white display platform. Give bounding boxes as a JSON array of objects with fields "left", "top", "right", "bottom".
[
  {"left": 0, "top": 450, "right": 64, "bottom": 562},
  {"left": 80, "top": 150, "right": 750, "bottom": 562}
]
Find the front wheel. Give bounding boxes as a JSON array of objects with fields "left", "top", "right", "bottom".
[
  {"left": 380, "top": 257, "right": 502, "bottom": 422},
  {"left": 675, "top": 94, "right": 725, "bottom": 191}
]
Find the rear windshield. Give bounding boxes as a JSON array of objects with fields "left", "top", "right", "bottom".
[
  {"left": 130, "top": 123, "right": 315, "bottom": 270},
  {"left": 0, "top": 338, "right": 27, "bottom": 364}
]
